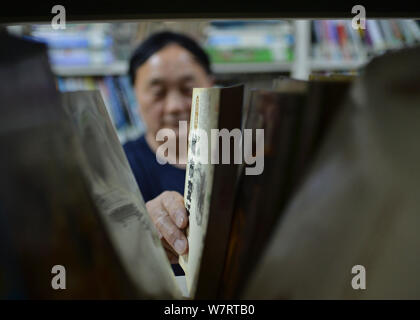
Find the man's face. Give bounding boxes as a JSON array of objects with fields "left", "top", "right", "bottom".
[{"left": 133, "top": 44, "right": 213, "bottom": 141}]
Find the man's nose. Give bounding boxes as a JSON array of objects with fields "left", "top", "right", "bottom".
[{"left": 165, "top": 90, "right": 188, "bottom": 114}]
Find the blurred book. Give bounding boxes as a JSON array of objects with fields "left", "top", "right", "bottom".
[
  {"left": 244, "top": 45, "right": 420, "bottom": 299},
  {"left": 62, "top": 90, "right": 180, "bottom": 299},
  {"left": 0, "top": 32, "right": 172, "bottom": 299},
  {"left": 311, "top": 19, "right": 420, "bottom": 66},
  {"left": 56, "top": 75, "right": 145, "bottom": 143},
  {"left": 220, "top": 75, "right": 354, "bottom": 299},
  {"left": 205, "top": 21, "right": 294, "bottom": 63}
]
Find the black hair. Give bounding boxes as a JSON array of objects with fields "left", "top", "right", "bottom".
[{"left": 128, "top": 31, "right": 212, "bottom": 85}]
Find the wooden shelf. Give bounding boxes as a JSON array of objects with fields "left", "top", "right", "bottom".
[
  {"left": 52, "top": 61, "right": 128, "bottom": 76},
  {"left": 213, "top": 62, "right": 292, "bottom": 73},
  {"left": 310, "top": 59, "right": 367, "bottom": 71},
  {"left": 52, "top": 61, "right": 293, "bottom": 76}
]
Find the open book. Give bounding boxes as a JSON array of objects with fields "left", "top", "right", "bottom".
[
  {"left": 1, "top": 33, "right": 181, "bottom": 299},
  {"left": 179, "top": 85, "right": 244, "bottom": 299},
  {"left": 61, "top": 90, "right": 181, "bottom": 299},
  {"left": 63, "top": 86, "right": 248, "bottom": 299}
]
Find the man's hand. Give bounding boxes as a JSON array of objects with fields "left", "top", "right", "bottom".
[{"left": 146, "top": 191, "right": 189, "bottom": 264}]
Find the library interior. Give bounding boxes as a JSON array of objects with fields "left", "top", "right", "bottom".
[{"left": 2, "top": 16, "right": 420, "bottom": 299}]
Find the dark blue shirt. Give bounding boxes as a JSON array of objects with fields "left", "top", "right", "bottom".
[
  {"left": 123, "top": 134, "right": 186, "bottom": 276},
  {"left": 123, "top": 135, "right": 186, "bottom": 203}
]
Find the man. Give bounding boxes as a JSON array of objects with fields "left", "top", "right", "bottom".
[{"left": 123, "top": 31, "right": 214, "bottom": 273}]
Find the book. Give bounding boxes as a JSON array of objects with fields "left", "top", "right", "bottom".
[
  {"left": 220, "top": 81, "right": 308, "bottom": 299},
  {"left": 117, "top": 75, "right": 145, "bottom": 132},
  {"left": 0, "top": 33, "right": 137, "bottom": 299},
  {"left": 0, "top": 32, "right": 359, "bottom": 299},
  {"left": 179, "top": 85, "right": 244, "bottom": 299},
  {"left": 0, "top": 33, "right": 180, "bottom": 299},
  {"left": 61, "top": 90, "right": 181, "bottom": 298},
  {"left": 244, "top": 45, "right": 420, "bottom": 299},
  {"left": 366, "top": 20, "right": 386, "bottom": 52},
  {"left": 220, "top": 75, "right": 354, "bottom": 298},
  {"left": 295, "top": 74, "right": 354, "bottom": 186},
  {"left": 103, "top": 76, "right": 127, "bottom": 130},
  {"left": 56, "top": 75, "right": 144, "bottom": 144}
]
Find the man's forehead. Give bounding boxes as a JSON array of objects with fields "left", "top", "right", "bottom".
[
  {"left": 148, "top": 45, "right": 194, "bottom": 66},
  {"left": 136, "top": 44, "right": 202, "bottom": 85}
]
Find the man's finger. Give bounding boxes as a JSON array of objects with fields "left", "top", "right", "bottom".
[
  {"left": 162, "top": 238, "right": 178, "bottom": 257},
  {"left": 165, "top": 248, "right": 178, "bottom": 264},
  {"left": 155, "top": 214, "right": 188, "bottom": 255},
  {"left": 161, "top": 191, "right": 188, "bottom": 229}
]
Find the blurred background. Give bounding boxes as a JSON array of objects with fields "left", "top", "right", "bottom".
[
  {"left": 2, "top": 17, "right": 420, "bottom": 300},
  {"left": 6, "top": 19, "right": 420, "bottom": 143}
]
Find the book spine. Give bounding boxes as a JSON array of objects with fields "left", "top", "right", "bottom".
[
  {"left": 389, "top": 20, "right": 404, "bottom": 47},
  {"left": 404, "top": 20, "right": 420, "bottom": 41},
  {"left": 83, "top": 77, "right": 96, "bottom": 90},
  {"left": 336, "top": 21, "right": 350, "bottom": 60},
  {"left": 96, "top": 79, "right": 115, "bottom": 127},
  {"left": 312, "top": 21, "right": 324, "bottom": 60},
  {"left": 345, "top": 21, "right": 366, "bottom": 61},
  {"left": 104, "top": 76, "right": 126, "bottom": 130},
  {"left": 56, "top": 76, "right": 66, "bottom": 91},
  {"left": 327, "top": 21, "right": 342, "bottom": 60},
  {"left": 379, "top": 20, "right": 397, "bottom": 49},
  {"left": 390, "top": 20, "right": 403, "bottom": 42},
  {"left": 322, "top": 20, "right": 333, "bottom": 60},
  {"left": 118, "top": 76, "right": 144, "bottom": 132},
  {"left": 112, "top": 77, "right": 132, "bottom": 127},
  {"left": 398, "top": 20, "right": 416, "bottom": 45},
  {"left": 367, "top": 20, "right": 386, "bottom": 52}
]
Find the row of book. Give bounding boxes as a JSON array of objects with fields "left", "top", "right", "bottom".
[
  {"left": 204, "top": 20, "right": 294, "bottom": 63},
  {"left": 4, "top": 29, "right": 420, "bottom": 300},
  {"left": 311, "top": 19, "right": 420, "bottom": 62},
  {"left": 56, "top": 75, "right": 145, "bottom": 143},
  {"left": 29, "top": 24, "right": 118, "bottom": 67},
  {"left": 1, "top": 32, "right": 177, "bottom": 299},
  {"left": 182, "top": 44, "right": 420, "bottom": 299}
]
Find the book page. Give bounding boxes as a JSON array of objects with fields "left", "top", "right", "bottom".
[
  {"left": 62, "top": 90, "right": 180, "bottom": 299},
  {"left": 1, "top": 33, "right": 147, "bottom": 298},
  {"left": 179, "top": 88, "right": 220, "bottom": 297}
]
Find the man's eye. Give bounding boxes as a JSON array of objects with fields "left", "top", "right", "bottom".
[
  {"left": 153, "top": 90, "right": 165, "bottom": 99},
  {"left": 182, "top": 87, "right": 193, "bottom": 96}
]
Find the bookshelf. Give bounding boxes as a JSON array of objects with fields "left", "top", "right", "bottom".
[
  {"left": 292, "top": 19, "right": 367, "bottom": 79},
  {"left": 310, "top": 59, "right": 366, "bottom": 71},
  {"left": 11, "top": 19, "right": 419, "bottom": 143},
  {"left": 52, "top": 61, "right": 128, "bottom": 76},
  {"left": 291, "top": 20, "right": 310, "bottom": 80},
  {"left": 293, "top": 19, "right": 420, "bottom": 79},
  {"left": 52, "top": 61, "right": 293, "bottom": 76}
]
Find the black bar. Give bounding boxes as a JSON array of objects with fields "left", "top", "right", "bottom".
[{"left": 0, "top": 0, "right": 420, "bottom": 24}]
